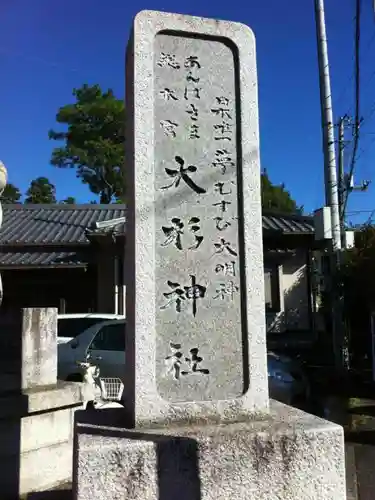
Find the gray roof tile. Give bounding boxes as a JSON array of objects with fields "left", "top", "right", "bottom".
[
  {"left": 262, "top": 214, "right": 314, "bottom": 234},
  {"left": 0, "top": 205, "right": 314, "bottom": 267},
  {"left": 0, "top": 251, "right": 85, "bottom": 267},
  {"left": 0, "top": 204, "right": 127, "bottom": 245}
]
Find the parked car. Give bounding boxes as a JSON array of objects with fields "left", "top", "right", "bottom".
[
  {"left": 57, "top": 313, "right": 125, "bottom": 345},
  {"left": 58, "top": 319, "right": 309, "bottom": 407},
  {"left": 58, "top": 319, "right": 126, "bottom": 381},
  {"left": 267, "top": 351, "right": 310, "bottom": 405}
]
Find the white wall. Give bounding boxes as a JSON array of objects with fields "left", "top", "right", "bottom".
[
  {"left": 97, "top": 254, "right": 125, "bottom": 315},
  {"left": 266, "top": 250, "right": 311, "bottom": 333}
]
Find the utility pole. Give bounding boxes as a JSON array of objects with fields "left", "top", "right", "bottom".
[
  {"left": 337, "top": 116, "right": 350, "bottom": 370},
  {"left": 338, "top": 115, "right": 370, "bottom": 228},
  {"left": 314, "top": 0, "right": 342, "bottom": 251},
  {"left": 338, "top": 117, "right": 345, "bottom": 223},
  {"left": 314, "top": 0, "right": 343, "bottom": 370},
  {"left": 337, "top": 116, "right": 351, "bottom": 247}
]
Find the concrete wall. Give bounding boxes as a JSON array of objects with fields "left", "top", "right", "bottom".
[
  {"left": 0, "top": 392, "right": 83, "bottom": 496},
  {"left": 266, "top": 250, "right": 313, "bottom": 333}
]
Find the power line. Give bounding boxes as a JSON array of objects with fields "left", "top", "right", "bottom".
[
  {"left": 349, "top": 103, "right": 375, "bottom": 167},
  {"left": 347, "top": 209, "right": 375, "bottom": 214},
  {"left": 355, "top": 132, "right": 375, "bottom": 162},
  {"left": 333, "top": 14, "right": 356, "bottom": 110},
  {"left": 342, "top": 0, "right": 362, "bottom": 219},
  {"left": 336, "top": 21, "right": 375, "bottom": 185},
  {"left": 335, "top": 12, "right": 375, "bottom": 114}
]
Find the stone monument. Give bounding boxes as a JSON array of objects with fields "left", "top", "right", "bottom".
[
  {"left": 73, "top": 11, "right": 347, "bottom": 499},
  {"left": 123, "top": 10, "right": 268, "bottom": 427}
]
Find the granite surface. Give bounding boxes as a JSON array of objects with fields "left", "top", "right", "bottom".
[
  {"left": 17, "top": 444, "right": 369, "bottom": 499},
  {"left": 125, "top": 9, "right": 268, "bottom": 428},
  {"left": 73, "top": 400, "right": 347, "bottom": 500},
  {"left": 22, "top": 308, "right": 58, "bottom": 389},
  {"left": 154, "top": 32, "right": 243, "bottom": 404}
]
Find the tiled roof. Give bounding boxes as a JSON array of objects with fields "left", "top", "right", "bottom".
[
  {"left": 0, "top": 251, "right": 85, "bottom": 268},
  {"left": 86, "top": 213, "right": 314, "bottom": 236},
  {"left": 262, "top": 213, "right": 314, "bottom": 234},
  {"left": 0, "top": 204, "right": 127, "bottom": 246},
  {"left": 0, "top": 205, "right": 314, "bottom": 267},
  {"left": 0, "top": 205, "right": 314, "bottom": 246}
]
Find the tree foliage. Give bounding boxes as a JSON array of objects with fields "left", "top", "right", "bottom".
[
  {"left": 261, "top": 170, "right": 302, "bottom": 214},
  {"left": 336, "top": 225, "right": 375, "bottom": 365},
  {"left": 339, "top": 226, "right": 375, "bottom": 314},
  {"left": 25, "top": 177, "right": 56, "bottom": 204},
  {"left": 50, "top": 84, "right": 302, "bottom": 210},
  {"left": 49, "top": 84, "right": 125, "bottom": 203},
  {"left": 1, "top": 183, "right": 22, "bottom": 204},
  {"left": 60, "top": 196, "right": 76, "bottom": 204}
]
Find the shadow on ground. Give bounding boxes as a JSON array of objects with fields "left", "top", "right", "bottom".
[{"left": 26, "top": 490, "right": 72, "bottom": 500}]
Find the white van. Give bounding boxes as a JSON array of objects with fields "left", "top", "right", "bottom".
[
  {"left": 57, "top": 313, "right": 125, "bottom": 345},
  {"left": 58, "top": 319, "right": 126, "bottom": 382}
]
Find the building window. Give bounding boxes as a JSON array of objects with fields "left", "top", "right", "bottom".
[{"left": 264, "top": 265, "right": 281, "bottom": 313}]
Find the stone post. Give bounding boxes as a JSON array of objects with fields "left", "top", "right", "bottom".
[
  {"left": 0, "top": 307, "right": 85, "bottom": 496},
  {"left": 21, "top": 308, "right": 58, "bottom": 389}
]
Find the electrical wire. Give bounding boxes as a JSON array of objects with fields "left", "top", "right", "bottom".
[
  {"left": 343, "top": 23, "right": 375, "bottom": 184},
  {"left": 342, "top": 0, "right": 362, "bottom": 220},
  {"left": 347, "top": 209, "right": 375, "bottom": 214},
  {"left": 355, "top": 132, "right": 375, "bottom": 163},
  {"left": 335, "top": 12, "right": 375, "bottom": 115}
]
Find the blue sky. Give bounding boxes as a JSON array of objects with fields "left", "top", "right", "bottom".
[{"left": 1, "top": 0, "right": 375, "bottom": 222}]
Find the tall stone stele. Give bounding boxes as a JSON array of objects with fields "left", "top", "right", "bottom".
[
  {"left": 0, "top": 161, "right": 7, "bottom": 306},
  {"left": 124, "top": 10, "right": 268, "bottom": 428},
  {"left": 73, "top": 11, "right": 347, "bottom": 500}
]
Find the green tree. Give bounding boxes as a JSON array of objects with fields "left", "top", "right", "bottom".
[
  {"left": 1, "top": 183, "right": 22, "bottom": 204},
  {"left": 339, "top": 226, "right": 375, "bottom": 318},
  {"left": 25, "top": 177, "right": 56, "bottom": 204},
  {"left": 49, "top": 84, "right": 301, "bottom": 209},
  {"left": 49, "top": 84, "right": 125, "bottom": 203},
  {"left": 334, "top": 225, "right": 375, "bottom": 367},
  {"left": 261, "top": 169, "right": 302, "bottom": 214},
  {"left": 60, "top": 196, "right": 76, "bottom": 204}
]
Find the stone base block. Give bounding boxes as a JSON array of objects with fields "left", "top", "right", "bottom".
[
  {"left": 73, "top": 400, "right": 346, "bottom": 500},
  {"left": 0, "top": 382, "right": 84, "bottom": 497},
  {"left": 1, "top": 440, "right": 73, "bottom": 497},
  {"left": 0, "top": 380, "right": 84, "bottom": 419}
]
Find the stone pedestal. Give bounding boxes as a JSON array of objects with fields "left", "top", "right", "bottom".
[
  {"left": 0, "top": 308, "right": 85, "bottom": 497},
  {"left": 73, "top": 400, "right": 346, "bottom": 500},
  {"left": 0, "top": 382, "right": 84, "bottom": 496}
]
